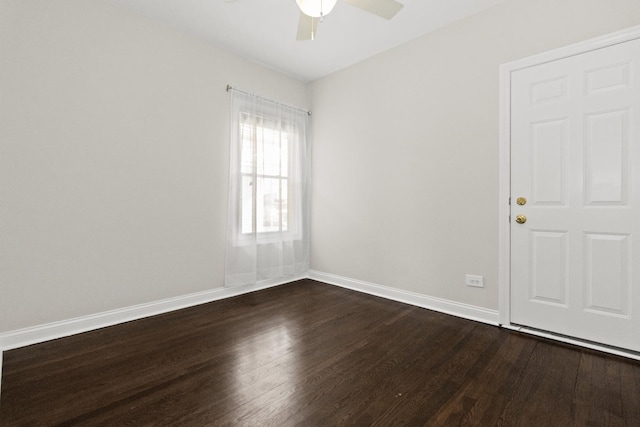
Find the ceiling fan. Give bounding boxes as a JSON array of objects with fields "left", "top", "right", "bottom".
[{"left": 296, "top": 0, "right": 404, "bottom": 41}]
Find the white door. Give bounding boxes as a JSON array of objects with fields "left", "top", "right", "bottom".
[{"left": 510, "top": 38, "right": 640, "bottom": 352}]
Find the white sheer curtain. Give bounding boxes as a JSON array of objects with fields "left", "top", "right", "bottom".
[{"left": 225, "top": 88, "right": 310, "bottom": 287}]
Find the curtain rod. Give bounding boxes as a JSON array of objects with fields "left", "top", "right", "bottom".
[{"left": 226, "top": 84, "right": 311, "bottom": 116}]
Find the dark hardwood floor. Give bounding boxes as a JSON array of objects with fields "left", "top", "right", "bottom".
[{"left": 1, "top": 279, "right": 639, "bottom": 426}]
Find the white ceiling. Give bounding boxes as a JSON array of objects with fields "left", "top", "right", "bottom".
[{"left": 112, "top": 0, "right": 507, "bottom": 82}]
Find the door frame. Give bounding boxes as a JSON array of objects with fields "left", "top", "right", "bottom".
[{"left": 498, "top": 25, "right": 640, "bottom": 354}]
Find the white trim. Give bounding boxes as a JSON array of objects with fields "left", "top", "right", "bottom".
[
  {"left": 499, "top": 25, "right": 640, "bottom": 342},
  {"left": 3, "top": 266, "right": 640, "bottom": 395},
  {"left": 0, "top": 271, "right": 496, "bottom": 396},
  {"left": 308, "top": 270, "right": 500, "bottom": 326},
  {"left": 0, "top": 275, "right": 304, "bottom": 395},
  {"left": 0, "top": 276, "right": 303, "bottom": 351},
  {"left": 498, "top": 61, "right": 512, "bottom": 326},
  {"left": 502, "top": 25, "right": 640, "bottom": 76}
]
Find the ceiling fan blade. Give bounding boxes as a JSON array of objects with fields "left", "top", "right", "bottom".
[
  {"left": 342, "top": 0, "right": 404, "bottom": 19},
  {"left": 296, "top": 12, "right": 319, "bottom": 41}
]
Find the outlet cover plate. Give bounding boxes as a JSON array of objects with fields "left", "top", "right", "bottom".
[{"left": 465, "top": 274, "right": 484, "bottom": 288}]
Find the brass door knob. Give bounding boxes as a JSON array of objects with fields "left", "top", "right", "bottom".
[
  {"left": 515, "top": 215, "right": 527, "bottom": 224},
  {"left": 516, "top": 197, "right": 527, "bottom": 206}
]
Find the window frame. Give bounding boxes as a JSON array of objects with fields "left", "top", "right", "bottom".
[{"left": 233, "top": 108, "right": 304, "bottom": 244}]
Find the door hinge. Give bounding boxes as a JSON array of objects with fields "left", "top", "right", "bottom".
[{"left": 508, "top": 197, "right": 511, "bottom": 205}]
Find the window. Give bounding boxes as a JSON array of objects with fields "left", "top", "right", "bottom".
[
  {"left": 225, "top": 87, "right": 310, "bottom": 287},
  {"left": 239, "top": 112, "right": 292, "bottom": 235}
]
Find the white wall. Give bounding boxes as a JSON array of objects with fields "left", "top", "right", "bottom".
[
  {"left": 0, "top": 0, "right": 309, "bottom": 333},
  {"left": 3, "top": 0, "right": 640, "bottom": 336},
  {"left": 310, "top": 0, "right": 640, "bottom": 310}
]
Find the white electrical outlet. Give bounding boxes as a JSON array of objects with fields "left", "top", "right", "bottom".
[{"left": 465, "top": 274, "right": 484, "bottom": 288}]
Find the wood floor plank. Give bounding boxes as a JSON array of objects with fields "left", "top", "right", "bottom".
[
  {"left": 1, "top": 279, "right": 640, "bottom": 426},
  {"left": 411, "top": 331, "right": 539, "bottom": 427},
  {"left": 620, "top": 359, "right": 640, "bottom": 423},
  {"left": 210, "top": 302, "right": 421, "bottom": 425}
]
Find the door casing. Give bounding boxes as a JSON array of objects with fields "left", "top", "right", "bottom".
[{"left": 498, "top": 24, "right": 640, "bottom": 359}]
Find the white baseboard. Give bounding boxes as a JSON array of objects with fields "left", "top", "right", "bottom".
[
  {"left": 310, "top": 271, "right": 640, "bottom": 361},
  {"left": 0, "top": 276, "right": 303, "bottom": 353},
  {"left": 308, "top": 270, "right": 500, "bottom": 326},
  {"left": 0, "top": 272, "right": 498, "bottom": 354},
  {"left": 0, "top": 276, "right": 304, "bottom": 395},
  {"left": 0, "top": 271, "right": 496, "bottom": 395},
  {"left": 3, "top": 270, "right": 638, "bottom": 398}
]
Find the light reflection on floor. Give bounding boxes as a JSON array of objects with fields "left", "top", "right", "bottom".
[{"left": 229, "top": 317, "right": 299, "bottom": 414}]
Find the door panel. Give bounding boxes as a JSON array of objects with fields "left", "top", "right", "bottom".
[
  {"left": 529, "top": 230, "right": 568, "bottom": 306},
  {"left": 510, "top": 38, "right": 640, "bottom": 352},
  {"left": 584, "top": 232, "right": 630, "bottom": 316},
  {"left": 584, "top": 109, "right": 628, "bottom": 205},
  {"left": 531, "top": 119, "right": 568, "bottom": 205}
]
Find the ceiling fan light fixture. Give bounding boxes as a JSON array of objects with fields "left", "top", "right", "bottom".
[{"left": 296, "top": 0, "right": 338, "bottom": 18}]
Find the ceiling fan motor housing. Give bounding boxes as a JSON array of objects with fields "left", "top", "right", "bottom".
[{"left": 297, "top": 0, "right": 338, "bottom": 17}]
